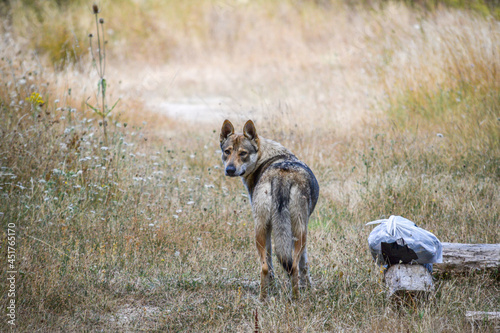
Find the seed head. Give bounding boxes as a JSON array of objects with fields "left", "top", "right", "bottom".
[
  {"left": 88, "top": 33, "right": 94, "bottom": 38},
  {"left": 99, "top": 18, "right": 104, "bottom": 24},
  {"left": 92, "top": 4, "right": 99, "bottom": 14}
]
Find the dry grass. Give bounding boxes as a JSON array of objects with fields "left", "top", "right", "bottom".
[{"left": 0, "top": 1, "right": 498, "bottom": 332}]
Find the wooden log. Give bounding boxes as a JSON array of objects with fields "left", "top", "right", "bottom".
[
  {"left": 436, "top": 243, "right": 500, "bottom": 271},
  {"left": 466, "top": 311, "right": 500, "bottom": 331},
  {"left": 379, "top": 243, "right": 499, "bottom": 302},
  {"left": 384, "top": 264, "right": 434, "bottom": 298},
  {"left": 466, "top": 311, "right": 500, "bottom": 322}
]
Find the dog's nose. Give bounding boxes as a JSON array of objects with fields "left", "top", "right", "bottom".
[{"left": 225, "top": 165, "right": 236, "bottom": 176}]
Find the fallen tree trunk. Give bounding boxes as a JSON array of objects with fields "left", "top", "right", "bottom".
[
  {"left": 384, "top": 243, "right": 499, "bottom": 298},
  {"left": 466, "top": 311, "right": 500, "bottom": 330},
  {"left": 466, "top": 311, "right": 500, "bottom": 322},
  {"left": 436, "top": 243, "right": 500, "bottom": 271}
]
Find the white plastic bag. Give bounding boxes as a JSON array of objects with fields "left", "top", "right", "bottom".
[{"left": 366, "top": 215, "right": 443, "bottom": 265}]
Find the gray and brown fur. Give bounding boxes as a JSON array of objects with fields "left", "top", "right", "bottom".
[{"left": 220, "top": 119, "right": 319, "bottom": 300}]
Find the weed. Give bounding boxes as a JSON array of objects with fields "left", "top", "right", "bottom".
[{"left": 86, "top": 4, "right": 120, "bottom": 146}]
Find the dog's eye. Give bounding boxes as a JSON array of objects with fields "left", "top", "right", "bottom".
[
  {"left": 239, "top": 151, "right": 247, "bottom": 157},
  {"left": 224, "top": 149, "right": 231, "bottom": 155}
]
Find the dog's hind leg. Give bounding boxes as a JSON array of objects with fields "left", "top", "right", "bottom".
[
  {"left": 299, "top": 246, "right": 312, "bottom": 288},
  {"left": 256, "top": 227, "right": 271, "bottom": 301},
  {"left": 291, "top": 231, "right": 307, "bottom": 299},
  {"left": 265, "top": 228, "right": 274, "bottom": 281}
]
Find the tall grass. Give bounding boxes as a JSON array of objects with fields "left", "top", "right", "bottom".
[{"left": 0, "top": 1, "right": 498, "bottom": 332}]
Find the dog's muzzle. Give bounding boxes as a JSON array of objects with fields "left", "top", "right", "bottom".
[{"left": 225, "top": 165, "right": 244, "bottom": 177}]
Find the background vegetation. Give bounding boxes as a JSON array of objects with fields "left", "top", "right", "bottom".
[{"left": 0, "top": 0, "right": 498, "bottom": 331}]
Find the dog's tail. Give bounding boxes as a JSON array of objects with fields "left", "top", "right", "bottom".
[{"left": 271, "top": 179, "right": 294, "bottom": 276}]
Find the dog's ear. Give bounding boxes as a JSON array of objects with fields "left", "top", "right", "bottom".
[
  {"left": 243, "top": 120, "right": 258, "bottom": 141},
  {"left": 220, "top": 119, "right": 234, "bottom": 143}
]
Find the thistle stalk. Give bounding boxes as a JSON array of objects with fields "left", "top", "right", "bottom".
[{"left": 87, "top": 4, "right": 119, "bottom": 146}]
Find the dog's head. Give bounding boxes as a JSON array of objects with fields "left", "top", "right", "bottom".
[{"left": 219, "top": 119, "right": 260, "bottom": 177}]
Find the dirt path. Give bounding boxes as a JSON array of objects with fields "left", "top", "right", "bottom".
[{"left": 115, "top": 55, "right": 380, "bottom": 137}]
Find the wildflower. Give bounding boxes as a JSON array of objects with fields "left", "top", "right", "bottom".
[{"left": 26, "top": 92, "right": 44, "bottom": 106}]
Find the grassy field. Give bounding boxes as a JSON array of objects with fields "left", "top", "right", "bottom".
[{"left": 0, "top": 0, "right": 499, "bottom": 331}]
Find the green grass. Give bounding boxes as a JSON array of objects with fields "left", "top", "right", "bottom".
[{"left": 0, "top": 1, "right": 499, "bottom": 332}]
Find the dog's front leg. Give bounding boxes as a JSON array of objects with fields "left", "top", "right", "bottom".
[{"left": 256, "top": 227, "right": 270, "bottom": 301}]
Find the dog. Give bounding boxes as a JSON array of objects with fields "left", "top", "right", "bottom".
[{"left": 220, "top": 119, "right": 319, "bottom": 300}]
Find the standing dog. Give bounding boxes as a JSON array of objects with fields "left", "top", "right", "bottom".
[{"left": 220, "top": 119, "right": 319, "bottom": 300}]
